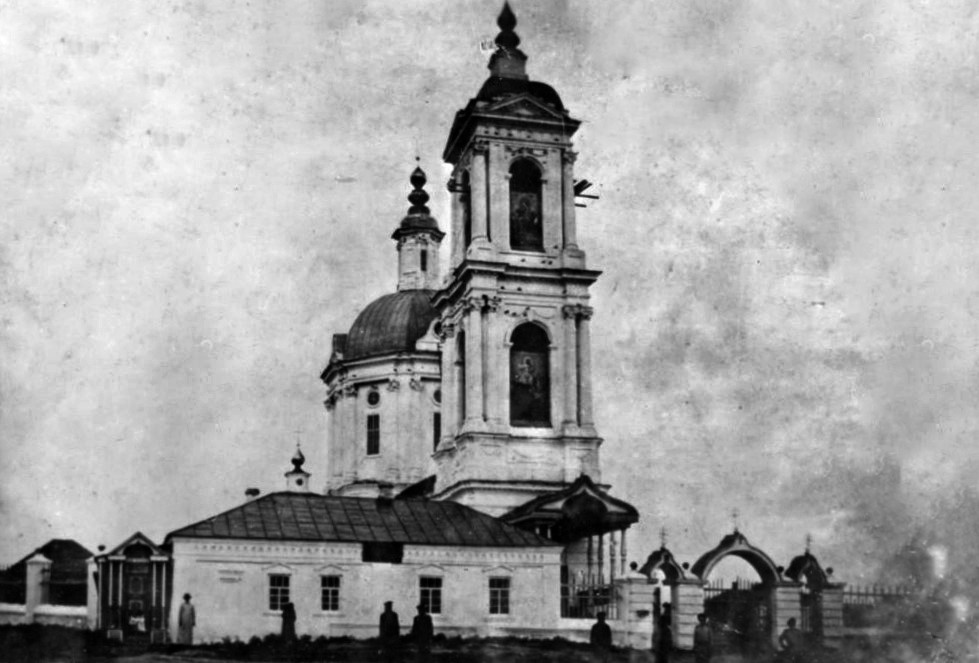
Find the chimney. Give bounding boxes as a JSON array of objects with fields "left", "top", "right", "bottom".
[
  {"left": 376, "top": 482, "right": 395, "bottom": 507},
  {"left": 245, "top": 488, "right": 261, "bottom": 500}
]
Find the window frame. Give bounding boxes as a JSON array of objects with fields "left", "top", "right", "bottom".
[
  {"left": 320, "top": 574, "right": 341, "bottom": 612},
  {"left": 268, "top": 573, "right": 291, "bottom": 612},
  {"left": 419, "top": 576, "right": 443, "bottom": 615},
  {"left": 488, "top": 576, "right": 511, "bottom": 615}
]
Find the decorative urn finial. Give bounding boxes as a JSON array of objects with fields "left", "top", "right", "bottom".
[
  {"left": 291, "top": 443, "right": 305, "bottom": 472},
  {"left": 407, "top": 163, "right": 430, "bottom": 216}
]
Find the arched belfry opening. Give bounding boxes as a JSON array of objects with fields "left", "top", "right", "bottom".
[
  {"left": 509, "top": 323, "right": 550, "bottom": 426},
  {"left": 509, "top": 159, "right": 543, "bottom": 251}
]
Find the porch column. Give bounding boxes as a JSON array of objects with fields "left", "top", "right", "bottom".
[
  {"left": 620, "top": 529, "right": 628, "bottom": 577},
  {"left": 107, "top": 560, "right": 115, "bottom": 628},
  {"left": 577, "top": 309, "right": 594, "bottom": 426},
  {"left": 587, "top": 536, "right": 594, "bottom": 583},
  {"left": 609, "top": 533, "right": 617, "bottom": 586},
  {"left": 598, "top": 534, "right": 605, "bottom": 584},
  {"left": 151, "top": 562, "right": 157, "bottom": 631}
]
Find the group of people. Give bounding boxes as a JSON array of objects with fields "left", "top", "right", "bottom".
[
  {"left": 378, "top": 601, "right": 435, "bottom": 662},
  {"left": 175, "top": 591, "right": 809, "bottom": 661}
]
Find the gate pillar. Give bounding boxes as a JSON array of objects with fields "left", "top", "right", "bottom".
[
  {"left": 772, "top": 582, "right": 803, "bottom": 648},
  {"left": 819, "top": 583, "right": 845, "bottom": 647},
  {"left": 670, "top": 579, "right": 703, "bottom": 650}
]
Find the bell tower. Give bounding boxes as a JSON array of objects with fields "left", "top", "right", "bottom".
[{"left": 432, "top": 3, "right": 602, "bottom": 516}]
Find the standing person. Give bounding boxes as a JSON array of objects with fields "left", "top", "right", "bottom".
[
  {"left": 655, "top": 603, "right": 673, "bottom": 663},
  {"left": 589, "top": 611, "right": 613, "bottom": 663},
  {"left": 778, "top": 618, "right": 804, "bottom": 663},
  {"left": 693, "top": 613, "right": 713, "bottom": 663},
  {"left": 281, "top": 601, "right": 297, "bottom": 642},
  {"left": 410, "top": 603, "right": 434, "bottom": 663},
  {"left": 177, "top": 593, "right": 195, "bottom": 645},
  {"left": 379, "top": 601, "right": 401, "bottom": 663}
]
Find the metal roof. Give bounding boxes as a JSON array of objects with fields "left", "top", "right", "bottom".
[
  {"left": 343, "top": 290, "right": 437, "bottom": 361},
  {"left": 166, "top": 493, "right": 558, "bottom": 548}
]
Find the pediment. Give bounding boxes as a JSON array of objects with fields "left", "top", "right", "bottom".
[{"left": 485, "top": 95, "right": 565, "bottom": 120}]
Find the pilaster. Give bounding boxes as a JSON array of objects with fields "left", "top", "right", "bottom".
[
  {"left": 463, "top": 303, "right": 485, "bottom": 428},
  {"left": 468, "top": 142, "right": 492, "bottom": 251}
]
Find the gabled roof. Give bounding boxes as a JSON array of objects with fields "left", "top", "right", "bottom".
[
  {"left": 166, "top": 492, "right": 558, "bottom": 549},
  {"left": 96, "top": 531, "right": 168, "bottom": 560},
  {"left": 501, "top": 475, "right": 639, "bottom": 541}
]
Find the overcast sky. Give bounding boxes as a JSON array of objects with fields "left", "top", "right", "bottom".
[{"left": 2, "top": 0, "right": 978, "bottom": 587}]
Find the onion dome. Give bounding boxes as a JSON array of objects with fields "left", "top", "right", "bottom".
[
  {"left": 344, "top": 290, "right": 438, "bottom": 361},
  {"left": 392, "top": 165, "right": 443, "bottom": 241}
]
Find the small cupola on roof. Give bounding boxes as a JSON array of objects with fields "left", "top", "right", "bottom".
[
  {"left": 285, "top": 443, "right": 310, "bottom": 492},
  {"left": 392, "top": 163, "right": 444, "bottom": 292}
]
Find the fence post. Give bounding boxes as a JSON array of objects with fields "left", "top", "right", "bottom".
[{"left": 25, "top": 554, "right": 52, "bottom": 623}]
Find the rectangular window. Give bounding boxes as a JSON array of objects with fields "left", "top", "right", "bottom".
[
  {"left": 489, "top": 577, "right": 510, "bottom": 615},
  {"left": 420, "top": 249, "right": 428, "bottom": 272},
  {"left": 433, "top": 412, "right": 441, "bottom": 451},
  {"left": 419, "top": 576, "right": 442, "bottom": 615},
  {"left": 367, "top": 414, "right": 380, "bottom": 455},
  {"left": 269, "top": 574, "right": 290, "bottom": 611},
  {"left": 321, "top": 575, "right": 340, "bottom": 612}
]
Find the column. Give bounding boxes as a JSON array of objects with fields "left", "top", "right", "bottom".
[
  {"left": 586, "top": 536, "right": 593, "bottom": 586},
  {"left": 620, "top": 529, "right": 628, "bottom": 577},
  {"left": 469, "top": 143, "right": 489, "bottom": 244},
  {"left": 577, "top": 309, "right": 595, "bottom": 427},
  {"left": 489, "top": 142, "right": 509, "bottom": 250},
  {"left": 562, "top": 306, "right": 578, "bottom": 427},
  {"left": 561, "top": 150, "right": 578, "bottom": 249},
  {"left": 542, "top": 150, "right": 562, "bottom": 251},
  {"left": 343, "top": 384, "right": 357, "bottom": 482},
  {"left": 609, "top": 534, "right": 617, "bottom": 586},
  {"left": 151, "top": 561, "right": 157, "bottom": 631},
  {"left": 450, "top": 175, "right": 464, "bottom": 265},
  {"left": 464, "top": 306, "right": 484, "bottom": 425},
  {"left": 483, "top": 300, "right": 504, "bottom": 426},
  {"left": 107, "top": 560, "right": 114, "bottom": 628},
  {"left": 439, "top": 324, "right": 458, "bottom": 443},
  {"left": 598, "top": 534, "right": 605, "bottom": 584}
]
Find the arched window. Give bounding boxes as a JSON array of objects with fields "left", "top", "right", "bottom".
[
  {"left": 510, "top": 323, "right": 550, "bottom": 426},
  {"left": 461, "top": 170, "right": 472, "bottom": 250},
  {"left": 509, "top": 159, "right": 543, "bottom": 252}
]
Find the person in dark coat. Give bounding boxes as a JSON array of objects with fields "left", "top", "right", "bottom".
[
  {"left": 655, "top": 603, "right": 673, "bottom": 663},
  {"left": 693, "top": 613, "right": 713, "bottom": 663},
  {"left": 589, "top": 611, "right": 613, "bottom": 662},
  {"left": 280, "top": 602, "right": 296, "bottom": 642},
  {"left": 410, "top": 603, "right": 434, "bottom": 662},
  {"left": 379, "top": 601, "right": 401, "bottom": 662}
]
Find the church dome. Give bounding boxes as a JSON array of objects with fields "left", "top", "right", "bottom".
[{"left": 345, "top": 290, "right": 438, "bottom": 361}]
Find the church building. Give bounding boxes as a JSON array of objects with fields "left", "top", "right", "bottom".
[{"left": 90, "top": 4, "right": 653, "bottom": 647}]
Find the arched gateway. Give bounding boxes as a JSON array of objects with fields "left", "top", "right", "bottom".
[{"left": 639, "top": 531, "right": 804, "bottom": 652}]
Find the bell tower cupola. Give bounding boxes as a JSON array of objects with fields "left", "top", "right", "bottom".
[
  {"left": 393, "top": 164, "right": 444, "bottom": 291},
  {"left": 431, "top": 3, "right": 602, "bottom": 516}
]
